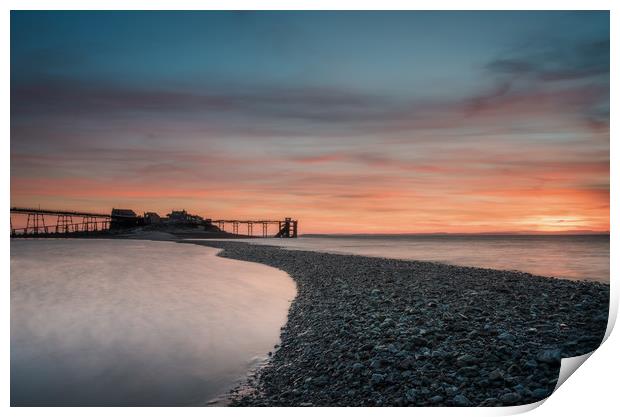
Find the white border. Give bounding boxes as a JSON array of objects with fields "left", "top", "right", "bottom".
[{"left": 3, "top": 2, "right": 616, "bottom": 416}]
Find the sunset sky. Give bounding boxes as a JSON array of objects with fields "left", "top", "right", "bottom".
[{"left": 11, "top": 11, "right": 609, "bottom": 233}]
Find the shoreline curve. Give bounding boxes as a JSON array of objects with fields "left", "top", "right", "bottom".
[{"left": 183, "top": 240, "right": 609, "bottom": 407}]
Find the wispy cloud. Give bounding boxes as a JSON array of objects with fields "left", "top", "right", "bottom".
[
  {"left": 485, "top": 38, "right": 609, "bottom": 82},
  {"left": 10, "top": 12, "right": 609, "bottom": 233}
]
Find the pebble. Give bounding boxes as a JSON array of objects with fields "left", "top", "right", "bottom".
[
  {"left": 532, "top": 388, "right": 549, "bottom": 398},
  {"left": 498, "top": 332, "right": 516, "bottom": 344},
  {"left": 370, "top": 373, "right": 385, "bottom": 386},
  {"left": 457, "top": 354, "right": 477, "bottom": 365},
  {"left": 192, "top": 241, "right": 608, "bottom": 407},
  {"left": 537, "top": 349, "right": 562, "bottom": 364},
  {"left": 351, "top": 363, "right": 364, "bottom": 372},
  {"left": 488, "top": 368, "right": 504, "bottom": 381},
  {"left": 430, "top": 395, "right": 444, "bottom": 404},
  {"left": 453, "top": 394, "right": 471, "bottom": 406},
  {"left": 405, "top": 388, "right": 417, "bottom": 403},
  {"left": 500, "top": 392, "right": 522, "bottom": 403},
  {"left": 458, "top": 366, "right": 480, "bottom": 377}
]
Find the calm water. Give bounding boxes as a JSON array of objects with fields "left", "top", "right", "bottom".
[
  {"left": 11, "top": 239, "right": 296, "bottom": 406},
  {"left": 221, "top": 234, "right": 609, "bottom": 282}
]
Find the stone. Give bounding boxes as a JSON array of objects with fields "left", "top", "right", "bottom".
[
  {"left": 482, "top": 324, "right": 497, "bottom": 335},
  {"left": 370, "top": 373, "right": 385, "bottom": 386},
  {"left": 457, "top": 366, "right": 480, "bottom": 377},
  {"left": 594, "top": 313, "right": 608, "bottom": 323},
  {"left": 500, "top": 392, "right": 522, "bottom": 403},
  {"left": 432, "top": 349, "right": 449, "bottom": 359},
  {"left": 456, "top": 354, "right": 477, "bottom": 365},
  {"left": 453, "top": 394, "right": 471, "bottom": 406},
  {"left": 488, "top": 368, "right": 504, "bottom": 381},
  {"left": 405, "top": 388, "right": 417, "bottom": 403},
  {"left": 380, "top": 318, "right": 395, "bottom": 329},
  {"left": 532, "top": 388, "right": 549, "bottom": 398},
  {"left": 498, "top": 332, "right": 516, "bottom": 344},
  {"left": 411, "top": 337, "right": 428, "bottom": 347},
  {"left": 351, "top": 362, "right": 364, "bottom": 372},
  {"left": 398, "top": 358, "right": 414, "bottom": 370},
  {"left": 430, "top": 395, "right": 444, "bottom": 404},
  {"left": 370, "top": 359, "right": 382, "bottom": 369},
  {"left": 313, "top": 375, "right": 329, "bottom": 386},
  {"left": 536, "top": 349, "right": 562, "bottom": 364},
  {"left": 361, "top": 343, "right": 374, "bottom": 351},
  {"left": 508, "top": 364, "right": 520, "bottom": 374}
]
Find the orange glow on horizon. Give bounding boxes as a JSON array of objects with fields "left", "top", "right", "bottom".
[{"left": 10, "top": 162, "right": 609, "bottom": 234}]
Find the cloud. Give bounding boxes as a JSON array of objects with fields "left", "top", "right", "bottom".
[
  {"left": 11, "top": 69, "right": 609, "bottom": 149},
  {"left": 463, "top": 37, "right": 610, "bottom": 131},
  {"left": 10, "top": 31, "right": 610, "bottom": 233},
  {"left": 11, "top": 79, "right": 387, "bottom": 123},
  {"left": 11, "top": 39, "right": 610, "bottom": 148},
  {"left": 485, "top": 38, "right": 609, "bottom": 82}
]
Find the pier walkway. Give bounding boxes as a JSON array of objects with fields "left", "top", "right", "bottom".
[{"left": 10, "top": 207, "right": 298, "bottom": 238}]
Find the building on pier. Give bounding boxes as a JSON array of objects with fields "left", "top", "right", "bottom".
[
  {"left": 144, "top": 212, "right": 161, "bottom": 224},
  {"left": 110, "top": 208, "right": 141, "bottom": 229},
  {"left": 166, "top": 210, "right": 203, "bottom": 225}
]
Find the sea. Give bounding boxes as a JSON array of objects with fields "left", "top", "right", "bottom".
[
  {"left": 10, "top": 234, "right": 608, "bottom": 406},
  {"left": 226, "top": 234, "right": 610, "bottom": 283},
  {"left": 10, "top": 239, "right": 295, "bottom": 406}
]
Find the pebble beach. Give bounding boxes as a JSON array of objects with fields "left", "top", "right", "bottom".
[{"left": 187, "top": 240, "right": 609, "bottom": 407}]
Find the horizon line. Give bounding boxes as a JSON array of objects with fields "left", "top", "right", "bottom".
[{"left": 301, "top": 231, "right": 610, "bottom": 237}]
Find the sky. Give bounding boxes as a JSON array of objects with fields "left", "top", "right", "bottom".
[{"left": 10, "top": 11, "right": 609, "bottom": 233}]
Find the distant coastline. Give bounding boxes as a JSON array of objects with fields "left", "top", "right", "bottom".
[{"left": 301, "top": 231, "right": 610, "bottom": 238}]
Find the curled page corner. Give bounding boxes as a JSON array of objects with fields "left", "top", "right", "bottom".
[
  {"left": 498, "top": 398, "right": 547, "bottom": 415},
  {"left": 554, "top": 351, "right": 595, "bottom": 392},
  {"left": 549, "top": 301, "right": 617, "bottom": 395},
  {"left": 482, "top": 350, "right": 600, "bottom": 416},
  {"left": 603, "top": 297, "right": 618, "bottom": 343}
]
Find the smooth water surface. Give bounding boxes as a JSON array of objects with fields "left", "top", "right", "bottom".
[
  {"left": 11, "top": 239, "right": 296, "bottom": 406},
  {"left": 218, "top": 234, "right": 609, "bottom": 282}
]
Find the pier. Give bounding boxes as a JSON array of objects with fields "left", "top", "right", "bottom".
[
  {"left": 10, "top": 207, "right": 298, "bottom": 238},
  {"left": 10, "top": 207, "right": 111, "bottom": 236},
  {"left": 211, "top": 217, "right": 298, "bottom": 238}
]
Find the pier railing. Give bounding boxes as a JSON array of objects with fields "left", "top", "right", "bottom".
[
  {"left": 10, "top": 207, "right": 111, "bottom": 236},
  {"left": 211, "top": 217, "right": 298, "bottom": 238}
]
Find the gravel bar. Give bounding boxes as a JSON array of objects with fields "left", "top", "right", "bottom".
[{"left": 185, "top": 241, "right": 609, "bottom": 407}]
